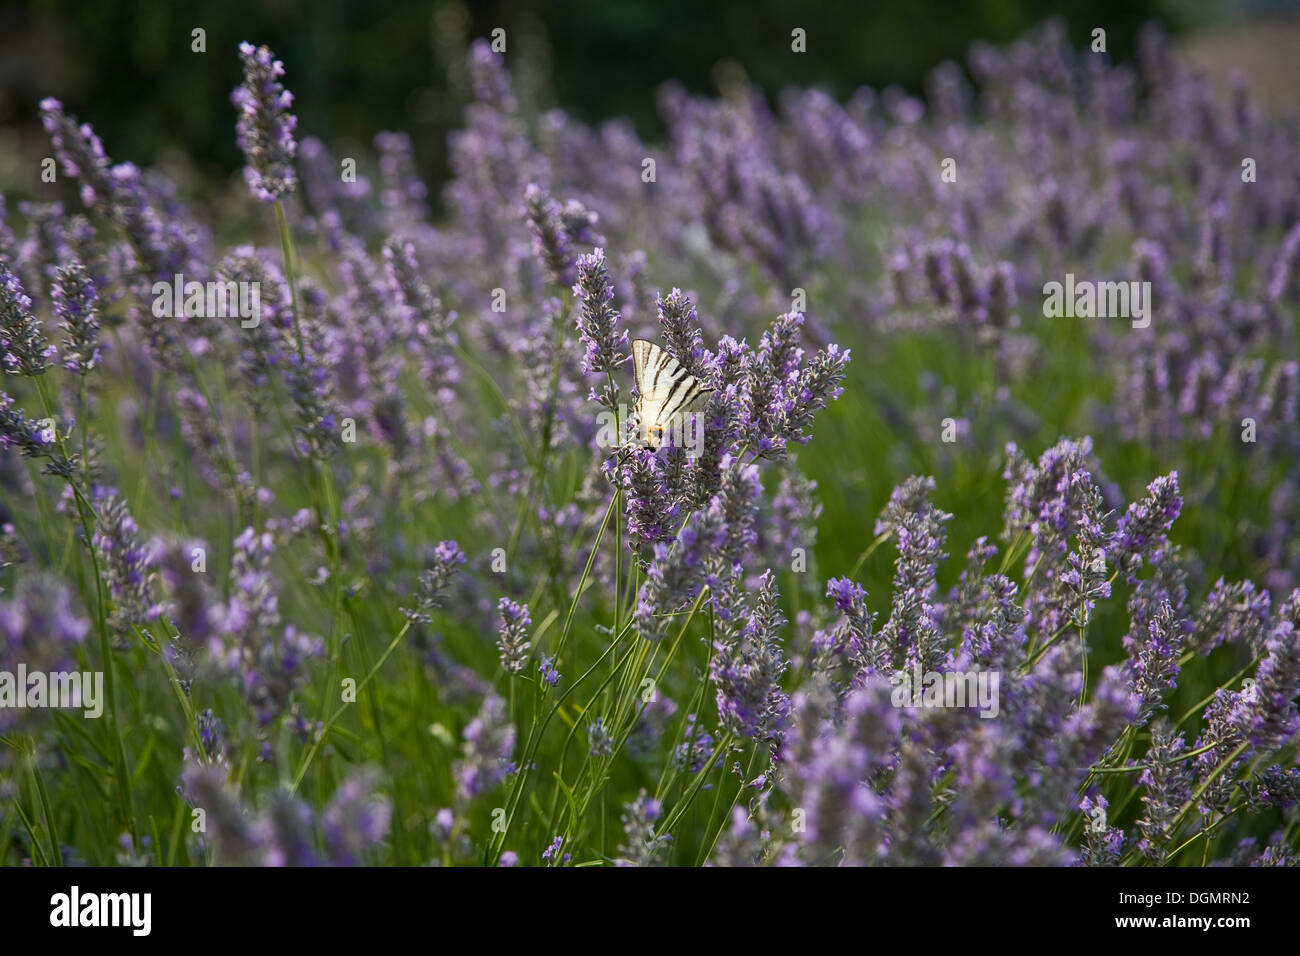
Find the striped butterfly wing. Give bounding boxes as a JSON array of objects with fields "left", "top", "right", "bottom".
[{"left": 631, "top": 339, "right": 714, "bottom": 449}]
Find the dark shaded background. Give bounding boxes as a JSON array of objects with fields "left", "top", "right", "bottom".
[{"left": 0, "top": 0, "right": 1292, "bottom": 194}]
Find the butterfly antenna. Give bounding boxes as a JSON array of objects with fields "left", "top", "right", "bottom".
[{"left": 611, "top": 444, "right": 635, "bottom": 470}]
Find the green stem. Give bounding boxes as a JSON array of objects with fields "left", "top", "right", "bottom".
[
  {"left": 29, "top": 749, "right": 61, "bottom": 866},
  {"left": 698, "top": 741, "right": 759, "bottom": 864},
  {"left": 659, "top": 732, "right": 734, "bottom": 838},
  {"left": 34, "top": 374, "right": 134, "bottom": 843},
  {"left": 490, "top": 617, "right": 636, "bottom": 863},
  {"left": 273, "top": 200, "right": 308, "bottom": 368},
  {"left": 291, "top": 618, "right": 412, "bottom": 793},
  {"left": 655, "top": 594, "right": 716, "bottom": 801}
]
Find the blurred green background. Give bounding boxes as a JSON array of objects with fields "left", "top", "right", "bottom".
[{"left": 3, "top": 0, "right": 1295, "bottom": 196}]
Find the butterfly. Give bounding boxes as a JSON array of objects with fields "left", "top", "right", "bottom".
[{"left": 630, "top": 339, "right": 714, "bottom": 450}]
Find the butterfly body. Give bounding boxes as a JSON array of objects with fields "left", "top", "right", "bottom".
[{"left": 630, "top": 339, "right": 714, "bottom": 450}]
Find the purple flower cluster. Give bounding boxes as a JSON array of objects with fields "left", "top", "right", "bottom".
[
  {"left": 711, "top": 570, "right": 790, "bottom": 740},
  {"left": 495, "top": 597, "right": 532, "bottom": 675},
  {"left": 727, "top": 445, "right": 1297, "bottom": 865},
  {"left": 615, "top": 790, "right": 671, "bottom": 866},
  {"left": 50, "top": 258, "right": 101, "bottom": 375},
  {"left": 90, "top": 487, "right": 166, "bottom": 634},
  {"left": 0, "top": 259, "right": 51, "bottom": 376},
  {"left": 572, "top": 248, "right": 630, "bottom": 376},
  {"left": 453, "top": 692, "right": 516, "bottom": 802},
  {"left": 232, "top": 43, "right": 298, "bottom": 203},
  {"left": 0, "top": 574, "right": 90, "bottom": 741},
  {"left": 181, "top": 761, "right": 389, "bottom": 865}
]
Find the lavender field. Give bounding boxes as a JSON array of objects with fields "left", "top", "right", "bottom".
[{"left": 1, "top": 19, "right": 1298, "bottom": 868}]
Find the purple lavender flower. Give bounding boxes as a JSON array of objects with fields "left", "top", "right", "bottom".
[
  {"left": 712, "top": 570, "right": 790, "bottom": 740},
  {"left": 453, "top": 692, "right": 516, "bottom": 802},
  {"left": 433, "top": 807, "right": 454, "bottom": 839},
  {"left": 260, "top": 793, "right": 320, "bottom": 865},
  {"left": 384, "top": 238, "right": 450, "bottom": 339},
  {"left": 616, "top": 446, "right": 680, "bottom": 553},
  {"left": 615, "top": 790, "right": 671, "bottom": 866},
  {"left": 877, "top": 477, "right": 951, "bottom": 671},
  {"left": 707, "top": 803, "right": 770, "bottom": 867},
  {"left": 828, "top": 577, "right": 866, "bottom": 614},
  {"left": 0, "top": 260, "right": 51, "bottom": 376},
  {"left": 180, "top": 761, "right": 263, "bottom": 865},
  {"left": 90, "top": 488, "right": 166, "bottom": 633},
  {"left": 181, "top": 761, "right": 388, "bottom": 865},
  {"left": 206, "top": 525, "right": 323, "bottom": 729},
  {"left": 626, "top": 694, "right": 678, "bottom": 757},
  {"left": 496, "top": 597, "right": 532, "bottom": 675},
  {"left": 1080, "top": 795, "right": 1125, "bottom": 866},
  {"left": 1123, "top": 595, "right": 1186, "bottom": 726},
  {"left": 523, "top": 183, "right": 597, "bottom": 288},
  {"left": 1194, "top": 687, "right": 1251, "bottom": 817},
  {"left": 1000, "top": 437, "right": 1098, "bottom": 558},
  {"left": 656, "top": 289, "right": 706, "bottom": 378},
  {"left": 711, "top": 461, "right": 762, "bottom": 576},
  {"left": 1112, "top": 473, "right": 1182, "bottom": 581},
  {"left": 780, "top": 679, "right": 897, "bottom": 865},
  {"left": 0, "top": 573, "right": 91, "bottom": 735},
  {"left": 1236, "top": 608, "right": 1300, "bottom": 750},
  {"left": 634, "top": 508, "right": 713, "bottom": 641},
  {"left": 110, "top": 162, "right": 204, "bottom": 287},
  {"left": 0, "top": 573, "right": 90, "bottom": 654},
  {"left": 38, "top": 100, "right": 207, "bottom": 299},
  {"left": 51, "top": 258, "right": 101, "bottom": 375},
  {"left": 375, "top": 129, "right": 430, "bottom": 230},
  {"left": 402, "top": 541, "right": 466, "bottom": 623},
  {"left": 321, "top": 770, "right": 393, "bottom": 865},
  {"left": 814, "top": 576, "right": 879, "bottom": 681},
  {"left": 587, "top": 716, "right": 614, "bottom": 757},
  {"left": 765, "top": 471, "right": 821, "bottom": 570},
  {"left": 220, "top": 250, "right": 339, "bottom": 460},
  {"left": 153, "top": 536, "right": 218, "bottom": 669},
  {"left": 672, "top": 713, "right": 715, "bottom": 773},
  {"left": 542, "top": 835, "right": 570, "bottom": 865},
  {"left": 38, "top": 98, "right": 115, "bottom": 210},
  {"left": 232, "top": 43, "right": 298, "bottom": 203},
  {"left": 1247, "top": 766, "right": 1300, "bottom": 811},
  {"left": 0, "top": 392, "right": 61, "bottom": 467},
  {"left": 1267, "top": 219, "right": 1300, "bottom": 303},
  {"left": 1059, "top": 472, "right": 1113, "bottom": 628},
  {"left": 1191, "top": 578, "right": 1271, "bottom": 656},
  {"left": 1135, "top": 723, "right": 1191, "bottom": 863},
  {"left": 740, "top": 311, "right": 804, "bottom": 458},
  {"left": 572, "top": 248, "right": 630, "bottom": 375}
]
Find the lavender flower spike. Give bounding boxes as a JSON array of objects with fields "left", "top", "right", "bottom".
[
  {"left": 453, "top": 692, "right": 516, "bottom": 802},
  {"left": 572, "top": 248, "right": 630, "bottom": 376},
  {"left": 401, "top": 541, "right": 466, "bottom": 623},
  {"left": 51, "top": 258, "right": 101, "bottom": 376},
  {"left": 496, "top": 597, "right": 532, "bottom": 675},
  {"left": 38, "top": 98, "right": 114, "bottom": 211},
  {"left": 656, "top": 289, "right": 706, "bottom": 378},
  {"left": 1, "top": 259, "right": 52, "bottom": 376},
  {"left": 91, "top": 488, "right": 166, "bottom": 633},
  {"left": 232, "top": 42, "right": 298, "bottom": 203}
]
